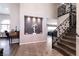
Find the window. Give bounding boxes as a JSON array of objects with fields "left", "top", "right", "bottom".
[{"left": 0, "top": 20, "right": 10, "bottom": 32}]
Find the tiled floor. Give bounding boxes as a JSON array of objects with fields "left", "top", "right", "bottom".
[
  {"left": 0, "top": 36, "right": 63, "bottom": 56},
  {"left": 15, "top": 36, "right": 63, "bottom": 56},
  {"left": 15, "top": 42, "right": 63, "bottom": 56}
]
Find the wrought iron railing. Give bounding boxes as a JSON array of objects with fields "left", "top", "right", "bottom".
[
  {"left": 52, "top": 17, "right": 70, "bottom": 45},
  {"left": 58, "top": 4, "right": 69, "bottom": 17},
  {"left": 53, "top": 3, "right": 76, "bottom": 45},
  {"left": 58, "top": 3, "right": 76, "bottom": 17}
]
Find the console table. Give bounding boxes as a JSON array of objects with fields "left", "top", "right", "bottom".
[{"left": 9, "top": 31, "right": 19, "bottom": 44}]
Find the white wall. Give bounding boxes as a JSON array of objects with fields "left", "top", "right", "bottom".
[
  {"left": 0, "top": 14, "right": 10, "bottom": 24},
  {"left": 47, "top": 19, "right": 57, "bottom": 25},
  {"left": 76, "top": 3, "right": 79, "bottom": 56},
  {"left": 9, "top": 3, "right": 20, "bottom": 31},
  {"left": 20, "top": 3, "right": 57, "bottom": 44}
]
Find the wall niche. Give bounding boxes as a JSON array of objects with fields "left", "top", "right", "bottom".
[{"left": 24, "top": 16, "right": 43, "bottom": 35}]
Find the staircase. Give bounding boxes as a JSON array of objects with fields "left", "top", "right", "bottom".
[
  {"left": 52, "top": 3, "right": 76, "bottom": 56},
  {"left": 53, "top": 27, "right": 76, "bottom": 56}
]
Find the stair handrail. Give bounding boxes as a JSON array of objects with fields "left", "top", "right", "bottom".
[{"left": 52, "top": 17, "right": 70, "bottom": 45}]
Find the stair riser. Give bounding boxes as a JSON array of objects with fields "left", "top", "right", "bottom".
[
  {"left": 65, "top": 33, "right": 76, "bottom": 37},
  {"left": 67, "top": 31, "right": 76, "bottom": 33},
  {"left": 67, "top": 29, "right": 76, "bottom": 31},
  {"left": 60, "top": 40, "right": 76, "bottom": 48},
  {"left": 62, "top": 36, "right": 76, "bottom": 42},
  {"left": 58, "top": 43, "right": 76, "bottom": 55},
  {"left": 53, "top": 46, "right": 72, "bottom": 56}
]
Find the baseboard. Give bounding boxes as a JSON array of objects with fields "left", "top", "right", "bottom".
[{"left": 20, "top": 40, "right": 46, "bottom": 45}]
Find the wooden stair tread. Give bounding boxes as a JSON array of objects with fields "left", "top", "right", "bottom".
[
  {"left": 58, "top": 42, "right": 76, "bottom": 51},
  {"left": 61, "top": 39, "right": 76, "bottom": 44},
  {"left": 60, "top": 39, "right": 76, "bottom": 48},
  {"left": 52, "top": 26, "right": 76, "bottom": 56},
  {"left": 65, "top": 33, "right": 76, "bottom": 37},
  {"left": 53, "top": 45, "right": 75, "bottom": 56},
  {"left": 63, "top": 35, "right": 76, "bottom": 40}
]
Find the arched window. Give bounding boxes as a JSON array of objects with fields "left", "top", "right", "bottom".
[{"left": 0, "top": 20, "right": 10, "bottom": 32}]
